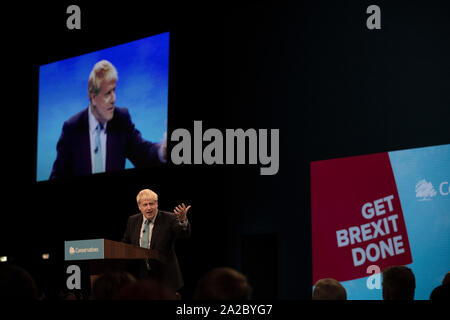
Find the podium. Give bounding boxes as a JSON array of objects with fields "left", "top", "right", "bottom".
[{"left": 64, "top": 239, "right": 160, "bottom": 290}]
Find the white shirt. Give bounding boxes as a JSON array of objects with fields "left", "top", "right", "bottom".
[{"left": 88, "top": 105, "right": 107, "bottom": 173}]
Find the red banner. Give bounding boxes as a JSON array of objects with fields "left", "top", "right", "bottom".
[{"left": 311, "top": 152, "right": 412, "bottom": 283}]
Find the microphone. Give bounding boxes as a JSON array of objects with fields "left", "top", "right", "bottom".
[
  {"left": 94, "top": 146, "right": 99, "bottom": 154},
  {"left": 142, "top": 229, "right": 146, "bottom": 233}
]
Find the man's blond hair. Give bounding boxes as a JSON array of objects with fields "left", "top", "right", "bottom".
[
  {"left": 88, "top": 60, "right": 118, "bottom": 98},
  {"left": 136, "top": 189, "right": 158, "bottom": 205}
]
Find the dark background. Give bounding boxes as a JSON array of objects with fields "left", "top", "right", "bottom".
[{"left": 1, "top": 0, "right": 449, "bottom": 300}]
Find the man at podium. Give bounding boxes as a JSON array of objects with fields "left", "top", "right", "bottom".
[{"left": 122, "top": 189, "right": 191, "bottom": 292}]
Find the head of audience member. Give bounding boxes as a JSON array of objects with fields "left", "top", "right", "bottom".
[
  {"left": 91, "top": 271, "right": 136, "bottom": 300},
  {"left": 113, "top": 278, "right": 177, "bottom": 300},
  {"left": 0, "top": 263, "right": 39, "bottom": 300},
  {"left": 429, "top": 271, "right": 450, "bottom": 301},
  {"left": 382, "top": 265, "right": 415, "bottom": 300},
  {"left": 193, "top": 267, "right": 253, "bottom": 300},
  {"left": 137, "top": 189, "right": 159, "bottom": 221},
  {"left": 312, "top": 278, "right": 347, "bottom": 300},
  {"left": 430, "top": 283, "right": 450, "bottom": 301},
  {"left": 442, "top": 271, "right": 450, "bottom": 286},
  {"left": 59, "top": 291, "right": 80, "bottom": 300}
]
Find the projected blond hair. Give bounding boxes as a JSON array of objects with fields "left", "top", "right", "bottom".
[{"left": 88, "top": 60, "right": 118, "bottom": 98}]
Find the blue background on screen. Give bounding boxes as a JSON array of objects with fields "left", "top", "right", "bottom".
[
  {"left": 334, "top": 144, "right": 450, "bottom": 299},
  {"left": 37, "top": 32, "right": 169, "bottom": 181},
  {"left": 388, "top": 144, "right": 450, "bottom": 300}
]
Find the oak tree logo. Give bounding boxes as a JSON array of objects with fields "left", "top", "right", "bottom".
[{"left": 415, "top": 179, "right": 437, "bottom": 201}]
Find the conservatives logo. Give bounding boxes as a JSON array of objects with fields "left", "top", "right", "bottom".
[
  {"left": 415, "top": 179, "right": 437, "bottom": 201},
  {"left": 68, "top": 246, "right": 99, "bottom": 255},
  {"left": 416, "top": 179, "right": 449, "bottom": 201}
]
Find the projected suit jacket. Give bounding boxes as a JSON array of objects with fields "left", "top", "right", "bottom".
[
  {"left": 121, "top": 210, "right": 191, "bottom": 291},
  {"left": 49, "top": 107, "right": 161, "bottom": 180}
]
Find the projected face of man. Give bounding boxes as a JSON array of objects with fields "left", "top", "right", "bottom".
[
  {"left": 139, "top": 195, "right": 158, "bottom": 220},
  {"left": 90, "top": 78, "right": 116, "bottom": 123}
]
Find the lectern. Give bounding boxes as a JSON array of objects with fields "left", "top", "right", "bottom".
[{"left": 64, "top": 239, "right": 160, "bottom": 290}]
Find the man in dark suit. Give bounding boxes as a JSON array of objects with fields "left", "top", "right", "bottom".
[
  {"left": 50, "top": 60, "right": 166, "bottom": 180},
  {"left": 122, "top": 189, "right": 191, "bottom": 292}
]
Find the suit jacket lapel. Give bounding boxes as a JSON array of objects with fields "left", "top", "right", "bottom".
[
  {"left": 105, "top": 121, "right": 114, "bottom": 172},
  {"left": 150, "top": 211, "right": 161, "bottom": 249},
  {"left": 134, "top": 214, "right": 143, "bottom": 246},
  {"left": 105, "top": 110, "right": 123, "bottom": 172},
  {"left": 78, "top": 108, "right": 92, "bottom": 175}
]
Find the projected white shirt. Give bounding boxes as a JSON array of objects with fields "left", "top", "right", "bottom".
[{"left": 88, "top": 105, "right": 107, "bottom": 173}]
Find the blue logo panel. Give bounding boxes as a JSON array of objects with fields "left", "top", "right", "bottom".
[{"left": 64, "top": 239, "right": 104, "bottom": 260}]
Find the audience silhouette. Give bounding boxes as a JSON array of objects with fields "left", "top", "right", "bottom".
[
  {"left": 113, "top": 277, "right": 177, "bottom": 300},
  {"left": 430, "top": 271, "right": 450, "bottom": 301},
  {"left": 1, "top": 261, "right": 448, "bottom": 301},
  {"left": 0, "top": 263, "right": 39, "bottom": 300},
  {"left": 91, "top": 271, "right": 136, "bottom": 300},
  {"left": 312, "top": 278, "right": 347, "bottom": 300},
  {"left": 382, "top": 265, "right": 415, "bottom": 300},
  {"left": 193, "top": 267, "right": 253, "bottom": 300}
]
